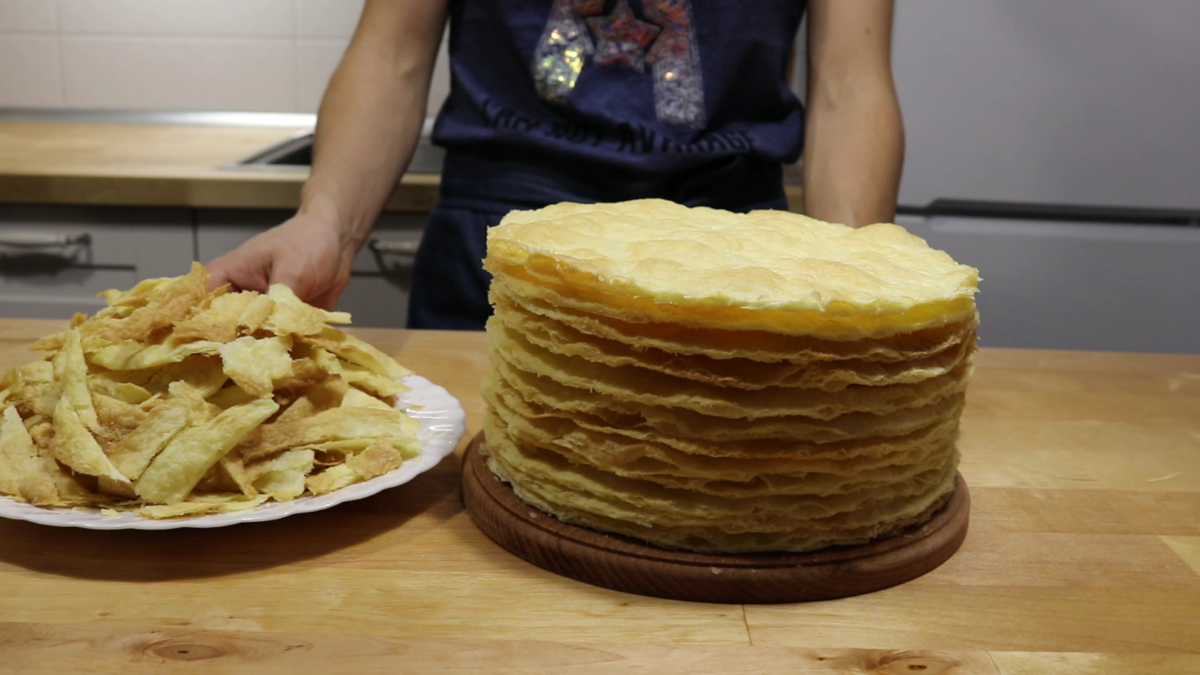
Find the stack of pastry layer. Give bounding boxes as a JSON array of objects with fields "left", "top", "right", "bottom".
[{"left": 480, "top": 199, "right": 979, "bottom": 554}]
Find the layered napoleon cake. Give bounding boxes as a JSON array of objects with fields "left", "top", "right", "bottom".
[{"left": 479, "top": 199, "right": 979, "bottom": 553}]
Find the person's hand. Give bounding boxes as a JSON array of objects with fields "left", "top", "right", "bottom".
[{"left": 205, "top": 213, "right": 356, "bottom": 310}]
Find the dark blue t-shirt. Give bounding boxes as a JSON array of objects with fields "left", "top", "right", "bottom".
[{"left": 431, "top": 0, "right": 807, "bottom": 211}]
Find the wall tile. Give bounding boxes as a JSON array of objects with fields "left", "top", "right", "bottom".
[
  {"left": 61, "top": 37, "right": 295, "bottom": 111},
  {"left": 292, "top": 0, "right": 449, "bottom": 114},
  {"left": 59, "top": 0, "right": 292, "bottom": 37},
  {"left": 6, "top": 0, "right": 451, "bottom": 114},
  {"left": 295, "top": 0, "right": 365, "bottom": 38},
  {"left": 0, "top": 0, "right": 58, "bottom": 32},
  {"left": 295, "top": 34, "right": 451, "bottom": 118},
  {"left": 0, "top": 36, "right": 62, "bottom": 106}
]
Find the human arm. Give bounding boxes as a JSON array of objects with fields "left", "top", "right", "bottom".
[
  {"left": 801, "top": 0, "right": 904, "bottom": 227},
  {"left": 206, "top": 0, "right": 449, "bottom": 309}
]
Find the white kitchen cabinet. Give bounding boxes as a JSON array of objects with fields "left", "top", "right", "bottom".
[
  {"left": 898, "top": 215, "right": 1200, "bottom": 354},
  {"left": 0, "top": 205, "right": 428, "bottom": 328},
  {"left": 195, "top": 210, "right": 426, "bottom": 328},
  {"left": 0, "top": 206, "right": 194, "bottom": 319}
]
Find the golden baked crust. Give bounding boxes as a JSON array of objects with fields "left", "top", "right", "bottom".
[
  {"left": 483, "top": 421, "right": 959, "bottom": 553},
  {"left": 479, "top": 200, "right": 976, "bottom": 554},
  {"left": 486, "top": 199, "right": 979, "bottom": 339},
  {"left": 491, "top": 291, "right": 976, "bottom": 391},
  {"left": 488, "top": 318, "right": 975, "bottom": 420}
]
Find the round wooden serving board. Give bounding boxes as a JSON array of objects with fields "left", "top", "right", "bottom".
[{"left": 461, "top": 433, "right": 970, "bottom": 604}]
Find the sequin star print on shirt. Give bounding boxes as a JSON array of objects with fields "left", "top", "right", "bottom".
[{"left": 432, "top": 0, "right": 807, "bottom": 181}]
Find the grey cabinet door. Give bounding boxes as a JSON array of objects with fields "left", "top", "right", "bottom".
[
  {"left": 898, "top": 215, "right": 1200, "bottom": 354},
  {"left": 0, "top": 206, "right": 194, "bottom": 319},
  {"left": 195, "top": 210, "right": 425, "bottom": 329}
]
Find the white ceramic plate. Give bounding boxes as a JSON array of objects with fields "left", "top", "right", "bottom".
[{"left": 0, "top": 374, "right": 465, "bottom": 530}]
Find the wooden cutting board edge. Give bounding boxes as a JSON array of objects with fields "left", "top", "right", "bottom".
[{"left": 460, "top": 433, "right": 970, "bottom": 604}]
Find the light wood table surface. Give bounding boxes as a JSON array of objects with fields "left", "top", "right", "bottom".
[{"left": 1, "top": 319, "right": 1198, "bottom": 674}]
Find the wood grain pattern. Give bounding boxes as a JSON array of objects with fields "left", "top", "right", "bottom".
[
  {"left": 0, "top": 623, "right": 1003, "bottom": 675},
  {"left": 0, "top": 319, "right": 1197, "bottom": 673},
  {"left": 463, "top": 433, "right": 970, "bottom": 604}
]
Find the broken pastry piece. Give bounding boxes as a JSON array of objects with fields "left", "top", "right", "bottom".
[{"left": 0, "top": 263, "right": 421, "bottom": 519}]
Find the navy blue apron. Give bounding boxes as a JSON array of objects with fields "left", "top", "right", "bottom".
[{"left": 408, "top": 0, "right": 807, "bottom": 330}]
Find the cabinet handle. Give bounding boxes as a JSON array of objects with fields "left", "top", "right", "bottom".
[
  {"left": 0, "top": 232, "right": 92, "bottom": 248},
  {"left": 367, "top": 237, "right": 421, "bottom": 256}
]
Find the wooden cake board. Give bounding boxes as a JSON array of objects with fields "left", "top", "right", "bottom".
[{"left": 461, "top": 433, "right": 970, "bottom": 604}]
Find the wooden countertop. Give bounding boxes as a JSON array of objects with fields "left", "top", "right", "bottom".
[
  {"left": 0, "top": 120, "right": 441, "bottom": 212},
  {"left": 2, "top": 319, "right": 1198, "bottom": 673},
  {"left": 0, "top": 120, "right": 806, "bottom": 213}
]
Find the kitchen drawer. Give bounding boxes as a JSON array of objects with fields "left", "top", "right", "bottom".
[
  {"left": 0, "top": 206, "right": 195, "bottom": 319},
  {"left": 0, "top": 268, "right": 140, "bottom": 319},
  {"left": 196, "top": 209, "right": 426, "bottom": 329}
]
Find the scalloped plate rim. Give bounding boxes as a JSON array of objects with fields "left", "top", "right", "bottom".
[{"left": 0, "top": 374, "right": 465, "bottom": 530}]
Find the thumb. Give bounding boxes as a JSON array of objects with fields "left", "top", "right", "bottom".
[
  {"left": 268, "top": 260, "right": 308, "bottom": 296},
  {"left": 205, "top": 249, "right": 272, "bottom": 294},
  {"left": 206, "top": 263, "right": 232, "bottom": 293},
  {"left": 307, "top": 283, "right": 346, "bottom": 312}
]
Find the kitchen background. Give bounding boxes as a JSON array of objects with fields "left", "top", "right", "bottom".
[
  {"left": 0, "top": 0, "right": 449, "bottom": 117},
  {"left": 1, "top": 0, "right": 1198, "bottom": 352}
]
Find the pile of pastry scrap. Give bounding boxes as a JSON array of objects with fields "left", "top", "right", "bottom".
[{"left": 0, "top": 263, "right": 420, "bottom": 519}]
